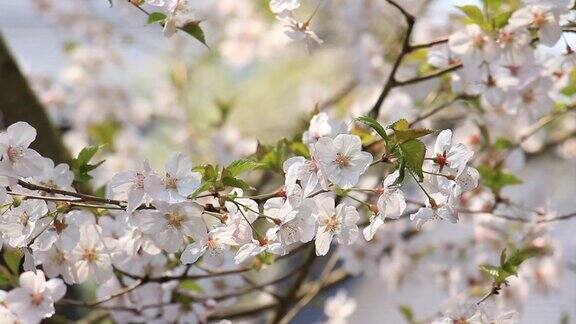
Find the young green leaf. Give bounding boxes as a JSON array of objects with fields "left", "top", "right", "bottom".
[
  {"left": 395, "top": 139, "right": 426, "bottom": 182},
  {"left": 180, "top": 279, "right": 203, "bottom": 292},
  {"left": 147, "top": 12, "right": 167, "bottom": 25},
  {"left": 181, "top": 21, "right": 208, "bottom": 47},
  {"left": 456, "top": 5, "right": 487, "bottom": 26},
  {"left": 225, "top": 159, "right": 263, "bottom": 177},
  {"left": 356, "top": 116, "right": 389, "bottom": 141},
  {"left": 477, "top": 165, "right": 522, "bottom": 192},
  {"left": 2, "top": 249, "right": 22, "bottom": 275}
]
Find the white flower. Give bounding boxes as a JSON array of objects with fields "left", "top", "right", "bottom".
[
  {"left": 144, "top": 152, "right": 201, "bottom": 203},
  {"left": 363, "top": 171, "right": 406, "bottom": 241},
  {"left": 136, "top": 201, "right": 205, "bottom": 253},
  {"left": 5, "top": 270, "right": 66, "bottom": 323},
  {"left": 181, "top": 227, "right": 233, "bottom": 267},
  {"left": 31, "top": 209, "right": 92, "bottom": 252},
  {"left": 410, "top": 192, "right": 458, "bottom": 229},
  {"left": 433, "top": 129, "right": 474, "bottom": 176},
  {"left": 31, "top": 157, "right": 75, "bottom": 191},
  {"left": 509, "top": 4, "right": 564, "bottom": 47},
  {"left": 497, "top": 26, "right": 531, "bottom": 65},
  {"left": 0, "top": 200, "right": 48, "bottom": 248},
  {"left": 234, "top": 231, "right": 283, "bottom": 264},
  {"left": 0, "top": 121, "right": 44, "bottom": 178},
  {"left": 277, "top": 12, "right": 323, "bottom": 52},
  {"left": 222, "top": 189, "right": 260, "bottom": 245},
  {"left": 303, "top": 112, "right": 347, "bottom": 149},
  {"left": 503, "top": 76, "right": 554, "bottom": 118},
  {"left": 264, "top": 193, "right": 316, "bottom": 249},
  {"left": 110, "top": 160, "right": 152, "bottom": 213},
  {"left": 314, "top": 197, "right": 359, "bottom": 256},
  {"left": 283, "top": 156, "right": 327, "bottom": 196},
  {"left": 448, "top": 24, "right": 498, "bottom": 66},
  {"left": 270, "top": 0, "right": 300, "bottom": 14},
  {"left": 315, "top": 134, "right": 373, "bottom": 188},
  {"left": 72, "top": 224, "right": 115, "bottom": 283},
  {"left": 35, "top": 242, "right": 78, "bottom": 284},
  {"left": 324, "top": 290, "right": 356, "bottom": 324}
]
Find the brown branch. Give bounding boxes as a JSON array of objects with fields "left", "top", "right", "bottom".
[
  {"left": 271, "top": 245, "right": 316, "bottom": 323},
  {"left": 394, "top": 63, "right": 462, "bottom": 87},
  {"left": 368, "top": 1, "right": 414, "bottom": 118}
]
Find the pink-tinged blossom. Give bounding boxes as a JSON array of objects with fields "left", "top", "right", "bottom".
[
  {"left": 5, "top": 270, "right": 66, "bottom": 323},
  {"left": 0, "top": 121, "right": 44, "bottom": 178},
  {"left": 364, "top": 171, "right": 406, "bottom": 241}
]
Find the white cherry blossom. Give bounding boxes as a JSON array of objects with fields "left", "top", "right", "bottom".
[
  {"left": 315, "top": 134, "right": 373, "bottom": 188},
  {"left": 0, "top": 121, "right": 44, "bottom": 178},
  {"left": 144, "top": 152, "right": 201, "bottom": 203},
  {"left": 363, "top": 171, "right": 406, "bottom": 241},
  {"left": 314, "top": 197, "right": 359, "bottom": 256},
  {"left": 5, "top": 270, "right": 66, "bottom": 323}
]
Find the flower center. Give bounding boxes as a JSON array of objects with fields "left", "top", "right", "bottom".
[
  {"left": 6, "top": 145, "right": 22, "bottom": 163},
  {"left": 433, "top": 152, "right": 448, "bottom": 168},
  {"left": 206, "top": 237, "right": 219, "bottom": 250},
  {"left": 532, "top": 10, "right": 546, "bottom": 28},
  {"left": 135, "top": 172, "right": 145, "bottom": 188},
  {"left": 335, "top": 153, "right": 351, "bottom": 168},
  {"left": 324, "top": 215, "right": 341, "bottom": 234},
  {"left": 522, "top": 89, "right": 535, "bottom": 104},
  {"left": 307, "top": 159, "right": 318, "bottom": 172},
  {"left": 164, "top": 173, "right": 178, "bottom": 190},
  {"left": 19, "top": 211, "right": 30, "bottom": 225},
  {"left": 82, "top": 248, "right": 97, "bottom": 263},
  {"left": 54, "top": 249, "right": 66, "bottom": 264},
  {"left": 166, "top": 212, "right": 183, "bottom": 228},
  {"left": 30, "top": 292, "right": 43, "bottom": 306},
  {"left": 53, "top": 219, "right": 68, "bottom": 234},
  {"left": 472, "top": 34, "right": 485, "bottom": 48}
]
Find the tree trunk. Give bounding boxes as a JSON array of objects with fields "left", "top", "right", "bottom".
[{"left": 0, "top": 32, "right": 70, "bottom": 164}]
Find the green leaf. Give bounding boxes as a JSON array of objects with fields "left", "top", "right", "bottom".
[
  {"left": 256, "top": 140, "right": 286, "bottom": 173},
  {"left": 222, "top": 176, "right": 254, "bottom": 191},
  {"left": 477, "top": 165, "right": 522, "bottom": 192},
  {"left": 493, "top": 10, "right": 513, "bottom": 28},
  {"left": 225, "top": 159, "right": 263, "bottom": 177},
  {"left": 479, "top": 264, "right": 502, "bottom": 279},
  {"left": 75, "top": 145, "right": 102, "bottom": 166},
  {"left": 147, "top": 12, "right": 167, "bottom": 25},
  {"left": 72, "top": 145, "right": 106, "bottom": 184},
  {"left": 286, "top": 139, "right": 311, "bottom": 159},
  {"left": 179, "top": 279, "right": 203, "bottom": 293},
  {"left": 493, "top": 138, "right": 513, "bottom": 151},
  {"left": 3, "top": 249, "right": 22, "bottom": 275},
  {"left": 356, "top": 116, "right": 389, "bottom": 141},
  {"left": 389, "top": 119, "right": 433, "bottom": 144},
  {"left": 396, "top": 139, "right": 426, "bottom": 182},
  {"left": 181, "top": 21, "right": 208, "bottom": 47},
  {"left": 390, "top": 119, "right": 410, "bottom": 131},
  {"left": 456, "top": 5, "right": 487, "bottom": 28},
  {"left": 398, "top": 305, "right": 415, "bottom": 324},
  {"left": 480, "top": 246, "right": 540, "bottom": 285}
]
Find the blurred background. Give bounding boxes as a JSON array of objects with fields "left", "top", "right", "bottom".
[{"left": 1, "top": 0, "right": 575, "bottom": 323}]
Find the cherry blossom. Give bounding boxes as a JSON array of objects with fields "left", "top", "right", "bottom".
[
  {"left": 0, "top": 121, "right": 44, "bottom": 178},
  {"left": 5, "top": 270, "right": 66, "bottom": 323},
  {"left": 315, "top": 134, "right": 373, "bottom": 188},
  {"left": 314, "top": 196, "right": 359, "bottom": 256},
  {"left": 144, "top": 153, "right": 201, "bottom": 203},
  {"left": 364, "top": 171, "right": 406, "bottom": 241}
]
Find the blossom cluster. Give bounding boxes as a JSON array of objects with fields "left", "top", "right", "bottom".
[{"left": 5, "top": 0, "right": 576, "bottom": 322}]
